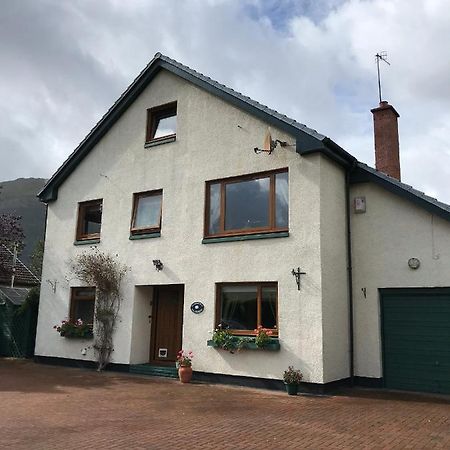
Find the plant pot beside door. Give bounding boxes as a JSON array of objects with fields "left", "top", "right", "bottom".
[
  {"left": 178, "top": 366, "right": 193, "bottom": 383},
  {"left": 176, "top": 350, "right": 194, "bottom": 383}
]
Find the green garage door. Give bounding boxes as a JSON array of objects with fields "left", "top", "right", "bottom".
[{"left": 381, "top": 289, "right": 450, "bottom": 394}]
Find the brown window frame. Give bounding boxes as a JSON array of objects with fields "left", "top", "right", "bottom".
[
  {"left": 70, "top": 287, "right": 96, "bottom": 325},
  {"left": 76, "top": 199, "right": 103, "bottom": 241},
  {"left": 204, "top": 168, "right": 288, "bottom": 238},
  {"left": 215, "top": 282, "right": 278, "bottom": 336},
  {"left": 146, "top": 101, "right": 177, "bottom": 143},
  {"left": 130, "top": 190, "right": 163, "bottom": 235}
]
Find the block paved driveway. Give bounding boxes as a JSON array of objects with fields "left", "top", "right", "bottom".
[{"left": 1, "top": 359, "right": 449, "bottom": 449}]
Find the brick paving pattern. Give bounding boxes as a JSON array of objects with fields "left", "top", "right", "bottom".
[{"left": 1, "top": 359, "right": 449, "bottom": 449}]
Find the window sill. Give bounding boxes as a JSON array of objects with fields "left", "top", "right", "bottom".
[
  {"left": 207, "top": 338, "right": 280, "bottom": 351},
  {"left": 144, "top": 135, "right": 176, "bottom": 148},
  {"left": 129, "top": 232, "right": 161, "bottom": 240},
  {"left": 202, "top": 231, "right": 289, "bottom": 244},
  {"left": 60, "top": 332, "right": 94, "bottom": 340},
  {"left": 74, "top": 239, "right": 100, "bottom": 246}
]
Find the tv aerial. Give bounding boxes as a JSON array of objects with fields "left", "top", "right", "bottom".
[{"left": 375, "top": 52, "right": 390, "bottom": 103}]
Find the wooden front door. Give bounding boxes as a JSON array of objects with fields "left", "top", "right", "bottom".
[{"left": 150, "top": 285, "right": 184, "bottom": 365}]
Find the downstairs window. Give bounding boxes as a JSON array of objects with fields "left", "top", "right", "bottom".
[{"left": 216, "top": 283, "right": 278, "bottom": 335}]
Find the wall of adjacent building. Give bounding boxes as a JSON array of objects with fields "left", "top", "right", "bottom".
[
  {"left": 350, "top": 182, "right": 450, "bottom": 379},
  {"left": 35, "top": 69, "right": 348, "bottom": 383}
]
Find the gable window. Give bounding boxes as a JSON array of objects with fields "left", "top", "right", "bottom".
[
  {"left": 76, "top": 199, "right": 102, "bottom": 241},
  {"left": 216, "top": 283, "right": 278, "bottom": 335},
  {"left": 70, "top": 287, "right": 95, "bottom": 324},
  {"left": 131, "top": 190, "right": 163, "bottom": 235},
  {"left": 205, "top": 169, "right": 288, "bottom": 238},
  {"left": 146, "top": 102, "right": 177, "bottom": 144}
]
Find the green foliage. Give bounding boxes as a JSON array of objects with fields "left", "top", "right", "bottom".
[
  {"left": 16, "top": 285, "right": 40, "bottom": 316},
  {"left": 211, "top": 327, "right": 250, "bottom": 353},
  {"left": 254, "top": 326, "right": 273, "bottom": 348},
  {"left": 30, "top": 240, "right": 44, "bottom": 277}
]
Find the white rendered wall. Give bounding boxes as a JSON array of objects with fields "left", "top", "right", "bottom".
[
  {"left": 320, "top": 158, "right": 350, "bottom": 383},
  {"left": 350, "top": 182, "right": 450, "bottom": 379},
  {"left": 35, "top": 70, "right": 347, "bottom": 382}
]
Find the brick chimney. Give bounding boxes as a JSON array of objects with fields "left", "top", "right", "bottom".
[{"left": 371, "top": 100, "right": 401, "bottom": 180}]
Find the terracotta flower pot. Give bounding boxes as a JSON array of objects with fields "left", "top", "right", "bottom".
[{"left": 178, "top": 366, "right": 193, "bottom": 383}]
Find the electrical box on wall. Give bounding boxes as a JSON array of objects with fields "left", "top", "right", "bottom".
[{"left": 354, "top": 196, "right": 366, "bottom": 213}]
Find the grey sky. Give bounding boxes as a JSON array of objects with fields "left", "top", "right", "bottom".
[{"left": 1, "top": 0, "right": 449, "bottom": 203}]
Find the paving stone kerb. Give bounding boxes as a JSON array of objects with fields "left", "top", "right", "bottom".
[{"left": 1, "top": 360, "right": 449, "bottom": 450}]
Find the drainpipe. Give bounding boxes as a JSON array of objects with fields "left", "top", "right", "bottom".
[{"left": 345, "top": 165, "right": 356, "bottom": 387}]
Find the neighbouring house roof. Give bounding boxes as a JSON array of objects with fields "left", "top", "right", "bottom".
[
  {"left": 37, "top": 53, "right": 450, "bottom": 223},
  {"left": 0, "top": 245, "right": 40, "bottom": 287},
  {"left": 0, "top": 286, "right": 31, "bottom": 306}
]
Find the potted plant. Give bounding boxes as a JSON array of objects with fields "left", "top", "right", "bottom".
[
  {"left": 283, "top": 366, "right": 303, "bottom": 395},
  {"left": 254, "top": 326, "right": 273, "bottom": 348},
  {"left": 53, "top": 319, "right": 93, "bottom": 339},
  {"left": 176, "top": 350, "right": 193, "bottom": 383}
]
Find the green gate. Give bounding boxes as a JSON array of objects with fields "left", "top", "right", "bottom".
[{"left": 381, "top": 288, "right": 450, "bottom": 394}]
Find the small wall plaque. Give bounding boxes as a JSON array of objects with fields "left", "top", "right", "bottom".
[
  {"left": 190, "top": 302, "right": 204, "bottom": 314},
  {"left": 408, "top": 257, "right": 420, "bottom": 270}
]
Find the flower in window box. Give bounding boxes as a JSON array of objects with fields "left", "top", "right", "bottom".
[
  {"left": 254, "top": 326, "right": 273, "bottom": 348},
  {"left": 54, "top": 318, "right": 93, "bottom": 339}
]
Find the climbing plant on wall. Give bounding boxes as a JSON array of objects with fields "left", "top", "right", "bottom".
[{"left": 71, "top": 249, "right": 128, "bottom": 371}]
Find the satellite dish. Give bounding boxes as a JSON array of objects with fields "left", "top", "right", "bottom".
[
  {"left": 254, "top": 127, "right": 290, "bottom": 154},
  {"left": 263, "top": 128, "right": 272, "bottom": 152}
]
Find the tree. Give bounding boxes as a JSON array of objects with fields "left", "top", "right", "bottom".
[
  {"left": 0, "top": 187, "right": 25, "bottom": 274},
  {"left": 70, "top": 249, "right": 128, "bottom": 371}
]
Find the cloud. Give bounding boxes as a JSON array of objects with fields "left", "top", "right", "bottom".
[{"left": 1, "top": 0, "right": 449, "bottom": 203}]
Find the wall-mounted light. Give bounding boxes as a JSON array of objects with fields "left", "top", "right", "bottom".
[
  {"left": 152, "top": 259, "right": 163, "bottom": 271},
  {"left": 291, "top": 267, "right": 306, "bottom": 290}
]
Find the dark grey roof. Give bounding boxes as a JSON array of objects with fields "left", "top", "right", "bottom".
[
  {"left": 37, "top": 52, "right": 450, "bottom": 223},
  {"left": 0, "top": 286, "right": 31, "bottom": 305},
  {"left": 351, "top": 162, "right": 450, "bottom": 222},
  {"left": 38, "top": 52, "right": 355, "bottom": 202}
]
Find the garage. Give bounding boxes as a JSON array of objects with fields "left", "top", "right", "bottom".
[{"left": 381, "top": 288, "right": 450, "bottom": 395}]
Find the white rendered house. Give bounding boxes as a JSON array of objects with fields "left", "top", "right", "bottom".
[{"left": 35, "top": 54, "right": 450, "bottom": 394}]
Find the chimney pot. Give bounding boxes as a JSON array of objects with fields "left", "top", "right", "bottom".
[{"left": 371, "top": 100, "right": 401, "bottom": 180}]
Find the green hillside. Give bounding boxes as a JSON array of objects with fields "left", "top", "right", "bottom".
[{"left": 0, "top": 178, "right": 47, "bottom": 266}]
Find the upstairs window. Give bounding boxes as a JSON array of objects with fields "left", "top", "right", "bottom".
[
  {"left": 76, "top": 199, "right": 102, "bottom": 241},
  {"left": 131, "top": 190, "right": 163, "bottom": 235},
  {"left": 146, "top": 102, "right": 177, "bottom": 143},
  {"left": 70, "top": 287, "right": 95, "bottom": 325},
  {"left": 216, "top": 283, "right": 278, "bottom": 335},
  {"left": 205, "top": 169, "right": 288, "bottom": 238}
]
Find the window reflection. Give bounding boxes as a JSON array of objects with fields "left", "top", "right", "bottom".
[
  {"left": 225, "top": 177, "right": 270, "bottom": 230},
  {"left": 275, "top": 172, "right": 288, "bottom": 228}
]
